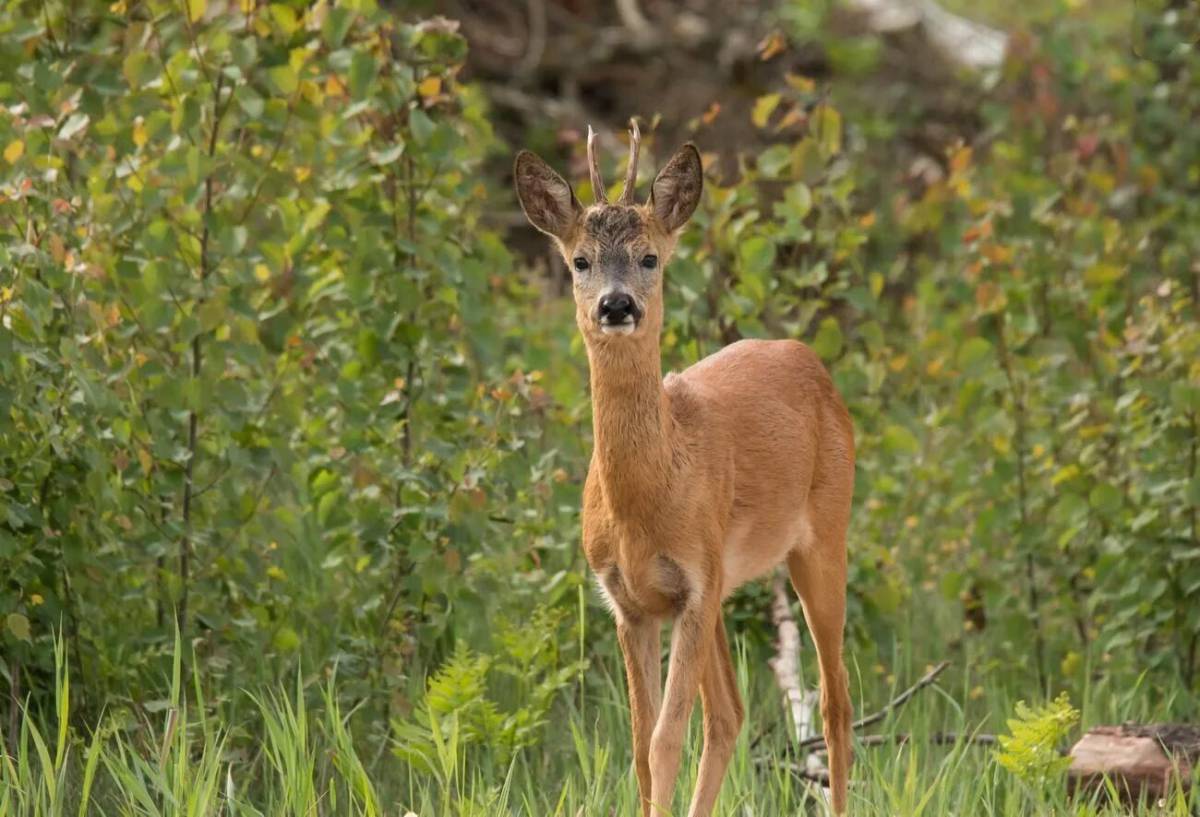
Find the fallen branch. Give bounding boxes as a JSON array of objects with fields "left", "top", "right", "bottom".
[
  {"left": 778, "top": 762, "right": 830, "bottom": 786},
  {"left": 841, "top": 731, "right": 996, "bottom": 749},
  {"left": 754, "top": 659, "right": 951, "bottom": 752},
  {"left": 792, "top": 660, "right": 951, "bottom": 751}
]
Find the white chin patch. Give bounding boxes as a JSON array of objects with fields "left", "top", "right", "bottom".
[{"left": 599, "top": 321, "right": 636, "bottom": 336}]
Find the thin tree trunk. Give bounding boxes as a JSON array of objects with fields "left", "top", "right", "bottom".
[{"left": 997, "top": 321, "right": 1047, "bottom": 691}]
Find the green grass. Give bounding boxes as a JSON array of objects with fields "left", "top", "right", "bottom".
[{"left": 2, "top": 632, "right": 1197, "bottom": 816}]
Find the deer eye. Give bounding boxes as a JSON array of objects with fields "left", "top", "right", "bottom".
[
  {"left": 641, "top": 255, "right": 658, "bottom": 269},
  {"left": 573, "top": 257, "right": 590, "bottom": 272}
]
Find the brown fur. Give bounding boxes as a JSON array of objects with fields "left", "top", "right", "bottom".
[{"left": 515, "top": 135, "right": 855, "bottom": 816}]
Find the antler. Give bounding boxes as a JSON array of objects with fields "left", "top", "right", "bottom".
[
  {"left": 587, "top": 125, "right": 608, "bottom": 204},
  {"left": 617, "top": 117, "right": 641, "bottom": 205}
]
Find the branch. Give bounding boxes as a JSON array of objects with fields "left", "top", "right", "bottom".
[
  {"left": 846, "top": 731, "right": 996, "bottom": 749},
  {"left": 778, "top": 762, "right": 830, "bottom": 786},
  {"left": 768, "top": 572, "right": 826, "bottom": 777},
  {"left": 796, "top": 660, "right": 951, "bottom": 751}
]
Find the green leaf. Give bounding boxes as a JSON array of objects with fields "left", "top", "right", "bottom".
[
  {"left": 811, "top": 317, "right": 843, "bottom": 360},
  {"left": 349, "top": 51, "right": 376, "bottom": 98},
  {"left": 779, "top": 182, "right": 812, "bottom": 220},
  {"left": 957, "top": 337, "right": 993, "bottom": 373},
  {"left": 1089, "top": 482, "right": 1122, "bottom": 514},
  {"left": 268, "top": 64, "right": 298, "bottom": 96},
  {"left": 5, "top": 613, "right": 31, "bottom": 643},
  {"left": 409, "top": 108, "right": 435, "bottom": 144},
  {"left": 757, "top": 144, "right": 792, "bottom": 179},
  {"left": 187, "top": 0, "right": 206, "bottom": 22},
  {"left": 268, "top": 3, "right": 298, "bottom": 35},
  {"left": 123, "top": 51, "right": 155, "bottom": 88},
  {"left": 882, "top": 424, "right": 920, "bottom": 456},
  {"left": 323, "top": 7, "right": 356, "bottom": 46},
  {"left": 273, "top": 626, "right": 300, "bottom": 652},
  {"left": 738, "top": 235, "right": 775, "bottom": 276}
]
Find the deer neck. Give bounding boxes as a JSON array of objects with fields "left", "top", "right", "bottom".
[{"left": 586, "top": 332, "right": 674, "bottom": 518}]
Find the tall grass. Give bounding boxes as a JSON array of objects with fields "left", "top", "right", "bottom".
[{"left": 1, "top": 633, "right": 1195, "bottom": 816}]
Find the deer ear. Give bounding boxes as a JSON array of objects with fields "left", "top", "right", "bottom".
[
  {"left": 514, "top": 150, "right": 581, "bottom": 241},
  {"left": 650, "top": 143, "right": 703, "bottom": 233}
]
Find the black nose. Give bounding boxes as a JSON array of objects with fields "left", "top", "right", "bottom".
[{"left": 598, "top": 292, "right": 636, "bottom": 323}]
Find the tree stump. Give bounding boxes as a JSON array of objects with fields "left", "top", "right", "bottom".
[{"left": 1067, "top": 724, "right": 1198, "bottom": 802}]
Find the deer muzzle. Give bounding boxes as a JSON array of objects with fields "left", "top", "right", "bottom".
[{"left": 597, "top": 291, "right": 642, "bottom": 334}]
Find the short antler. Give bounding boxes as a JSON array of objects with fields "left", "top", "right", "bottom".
[
  {"left": 587, "top": 125, "right": 608, "bottom": 204},
  {"left": 617, "top": 117, "right": 641, "bottom": 205}
]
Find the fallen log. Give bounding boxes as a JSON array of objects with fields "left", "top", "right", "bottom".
[{"left": 1067, "top": 724, "right": 1198, "bottom": 803}]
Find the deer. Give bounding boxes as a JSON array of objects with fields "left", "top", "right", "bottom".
[{"left": 513, "top": 120, "right": 855, "bottom": 816}]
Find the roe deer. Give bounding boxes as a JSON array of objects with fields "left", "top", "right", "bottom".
[{"left": 514, "top": 120, "right": 855, "bottom": 816}]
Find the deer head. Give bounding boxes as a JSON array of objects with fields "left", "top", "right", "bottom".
[{"left": 514, "top": 120, "right": 703, "bottom": 344}]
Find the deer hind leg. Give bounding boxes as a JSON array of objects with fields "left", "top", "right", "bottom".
[
  {"left": 786, "top": 542, "right": 852, "bottom": 814},
  {"left": 684, "top": 615, "right": 744, "bottom": 817},
  {"left": 617, "top": 617, "right": 663, "bottom": 817}
]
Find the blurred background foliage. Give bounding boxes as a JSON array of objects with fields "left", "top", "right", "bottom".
[{"left": 0, "top": 0, "right": 1198, "bottom": 809}]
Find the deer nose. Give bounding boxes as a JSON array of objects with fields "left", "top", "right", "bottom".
[{"left": 598, "top": 292, "right": 637, "bottom": 324}]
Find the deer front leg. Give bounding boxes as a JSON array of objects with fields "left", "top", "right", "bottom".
[
  {"left": 649, "top": 594, "right": 719, "bottom": 815},
  {"left": 685, "top": 616, "right": 744, "bottom": 817},
  {"left": 617, "top": 617, "right": 663, "bottom": 817}
]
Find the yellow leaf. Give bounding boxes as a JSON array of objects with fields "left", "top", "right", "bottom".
[
  {"left": 752, "top": 93, "right": 781, "bottom": 129},
  {"left": 1051, "top": 465, "right": 1080, "bottom": 486},
  {"left": 187, "top": 0, "right": 206, "bottom": 22},
  {"left": 1084, "top": 262, "right": 1122, "bottom": 286},
  {"left": 811, "top": 105, "right": 841, "bottom": 157},
  {"left": 757, "top": 32, "right": 786, "bottom": 61},
  {"left": 254, "top": 263, "right": 271, "bottom": 282},
  {"left": 980, "top": 243, "right": 1012, "bottom": 264},
  {"left": 132, "top": 118, "right": 147, "bottom": 147},
  {"left": 4, "top": 140, "right": 24, "bottom": 164},
  {"left": 869, "top": 272, "right": 884, "bottom": 299},
  {"left": 417, "top": 75, "right": 442, "bottom": 99},
  {"left": 299, "top": 79, "right": 323, "bottom": 105},
  {"left": 1061, "top": 651, "right": 1081, "bottom": 676},
  {"left": 784, "top": 73, "right": 816, "bottom": 93}
]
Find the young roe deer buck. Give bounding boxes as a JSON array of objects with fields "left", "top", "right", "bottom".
[{"left": 514, "top": 121, "right": 855, "bottom": 816}]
